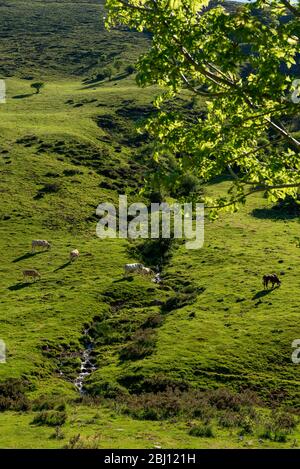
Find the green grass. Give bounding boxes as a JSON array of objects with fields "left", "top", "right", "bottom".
[
  {"left": 1, "top": 0, "right": 300, "bottom": 449},
  {"left": 0, "top": 405, "right": 299, "bottom": 449},
  {"left": 0, "top": 0, "right": 150, "bottom": 79}
]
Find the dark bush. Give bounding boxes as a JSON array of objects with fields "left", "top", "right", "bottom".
[
  {"left": 207, "top": 388, "right": 258, "bottom": 411},
  {"left": 32, "top": 397, "right": 66, "bottom": 412},
  {"left": 0, "top": 378, "right": 30, "bottom": 411},
  {"left": 273, "top": 411, "right": 297, "bottom": 431},
  {"left": 174, "top": 173, "right": 201, "bottom": 198},
  {"left": 121, "top": 389, "right": 182, "bottom": 420},
  {"left": 35, "top": 182, "right": 61, "bottom": 199},
  {"left": 85, "top": 380, "right": 126, "bottom": 399},
  {"left": 63, "top": 169, "right": 82, "bottom": 176},
  {"left": 218, "top": 411, "right": 243, "bottom": 428},
  {"left": 31, "top": 411, "right": 67, "bottom": 427},
  {"left": 238, "top": 416, "right": 255, "bottom": 435},
  {"left": 189, "top": 424, "right": 214, "bottom": 438},
  {"left": 128, "top": 237, "right": 174, "bottom": 270},
  {"left": 162, "top": 292, "right": 197, "bottom": 313},
  {"left": 119, "top": 329, "right": 156, "bottom": 361},
  {"left": 114, "top": 386, "right": 261, "bottom": 425},
  {"left": 50, "top": 426, "right": 65, "bottom": 440},
  {"left": 273, "top": 430, "right": 288, "bottom": 442},
  {"left": 45, "top": 171, "right": 60, "bottom": 178},
  {"left": 125, "top": 65, "right": 135, "bottom": 75},
  {"left": 141, "top": 314, "right": 163, "bottom": 329}
]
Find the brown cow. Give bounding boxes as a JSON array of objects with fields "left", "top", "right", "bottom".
[
  {"left": 263, "top": 274, "right": 281, "bottom": 289},
  {"left": 23, "top": 269, "right": 41, "bottom": 281}
]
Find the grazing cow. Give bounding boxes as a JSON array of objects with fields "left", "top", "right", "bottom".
[
  {"left": 263, "top": 273, "right": 281, "bottom": 289},
  {"left": 23, "top": 269, "right": 41, "bottom": 281},
  {"left": 70, "top": 249, "right": 79, "bottom": 262},
  {"left": 140, "top": 266, "right": 154, "bottom": 276},
  {"left": 124, "top": 263, "right": 144, "bottom": 276},
  {"left": 31, "top": 240, "right": 51, "bottom": 252}
]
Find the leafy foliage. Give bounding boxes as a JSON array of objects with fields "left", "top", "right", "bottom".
[{"left": 105, "top": 0, "right": 300, "bottom": 213}]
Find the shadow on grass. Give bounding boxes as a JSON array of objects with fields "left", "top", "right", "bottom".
[
  {"left": 80, "top": 80, "right": 104, "bottom": 90},
  {"left": 54, "top": 261, "right": 71, "bottom": 272},
  {"left": 12, "top": 93, "right": 34, "bottom": 99},
  {"left": 12, "top": 251, "right": 43, "bottom": 263},
  {"left": 251, "top": 207, "right": 299, "bottom": 220},
  {"left": 252, "top": 287, "right": 279, "bottom": 300},
  {"left": 113, "top": 276, "right": 134, "bottom": 283},
  {"left": 8, "top": 282, "right": 33, "bottom": 291},
  {"left": 81, "top": 73, "right": 129, "bottom": 90}
]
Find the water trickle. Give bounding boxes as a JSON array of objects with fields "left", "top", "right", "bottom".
[{"left": 74, "top": 329, "right": 96, "bottom": 394}]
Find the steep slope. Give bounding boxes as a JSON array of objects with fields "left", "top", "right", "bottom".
[{"left": 0, "top": 0, "right": 300, "bottom": 449}]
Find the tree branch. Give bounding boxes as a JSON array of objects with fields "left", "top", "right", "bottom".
[
  {"left": 280, "top": 0, "right": 300, "bottom": 17},
  {"left": 206, "top": 182, "right": 300, "bottom": 210},
  {"left": 116, "top": 0, "right": 300, "bottom": 151},
  {"left": 115, "top": 0, "right": 152, "bottom": 13}
]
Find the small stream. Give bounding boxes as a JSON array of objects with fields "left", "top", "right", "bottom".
[
  {"left": 73, "top": 270, "right": 161, "bottom": 393},
  {"left": 74, "top": 329, "right": 96, "bottom": 394}
]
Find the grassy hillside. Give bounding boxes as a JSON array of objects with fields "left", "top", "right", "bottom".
[
  {"left": 1, "top": 0, "right": 300, "bottom": 450},
  {"left": 0, "top": 0, "right": 150, "bottom": 78}
]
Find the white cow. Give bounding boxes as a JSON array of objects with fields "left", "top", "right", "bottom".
[
  {"left": 124, "top": 263, "right": 144, "bottom": 276},
  {"left": 140, "top": 266, "right": 154, "bottom": 276},
  {"left": 31, "top": 239, "right": 51, "bottom": 252},
  {"left": 70, "top": 249, "right": 79, "bottom": 262}
]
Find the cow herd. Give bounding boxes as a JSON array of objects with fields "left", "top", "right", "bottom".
[
  {"left": 21, "top": 240, "right": 282, "bottom": 291},
  {"left": 21, "top": 241, "right": 160, "bottom": 283},
  {"left": 21, "top": 240, "right": 79, "bottom": 281}
]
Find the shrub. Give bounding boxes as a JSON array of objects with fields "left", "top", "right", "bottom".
[
  {"left": 162, "top": 292, "right": 197, "bottom": 313},
  {"left": 207, "top": 388, "right": 257, "bottom": 411},
  {"left": 86, "top": 380, "right": 126, "bottom": 399},
  {"left": 32, "top": 397, "right": 66, "bottom": 412},
  {"left": 238, "top": 416, "right": 255, "bottom": 435},
  {"left": 31, "top": 411, "right": 67, "bottom": 427},
  {"left": 0, "top": 378, "right": 30, "bottom": 411},
  {"left": 122, "top": 389, "right": 182, "bottom": 420},
  {"left": 128, "top": 237, "right": 174, "bottom": 269},
  {"left": 273, "top": 411, "right": 297, "bottom": 431},
  {"left": 50, "top": 426, "right": 65, "bottom": 440},
  {"left": 125, "top": 65, "right": 135, "bottom": 75},
  {"left": 191, "top": 405, "right": 214, "bottom": 424},
  {"left": 45, "top": 171, "right": 60, "bottom": 178},
  {"left": 273, "top": 430, "right": 288, "bottom": 443},
  {"left": 258, "top": 411, "right": 297, "bottom": 442},
  {"left": 119, "top": 329, "right": 156, "bottom": 361},
  {"left": 41, "top": 183, "right": 61, "bottom": 193},
  {"left": 189, "top": 424, "right": 214, "bottom": 438},
  {"left": 259, "top": 424, "right": 273, "bottom": 440},
  {"left": 141, "top": 314, "right": 163, "bottom": 329},
  {"left": 218, "top": 411, "right": 243, "bottom": 428},
  {"left": 31, "top": 82, "right": 45, "bottom": 94},
  {"left": 64, "top": 434, "right": 100, "bottom": 449},
  {"left": 63, "top": 169, "right": 82, "bottom": 177},
  {"left": 174, "top": 173, "right": 201, "bottom": 197},
  {"left": 118, "top": 373, "right": 189, "bottom": 394},
  {"left": 35, "top": 182, "right": 61, "bottom": 199}
]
